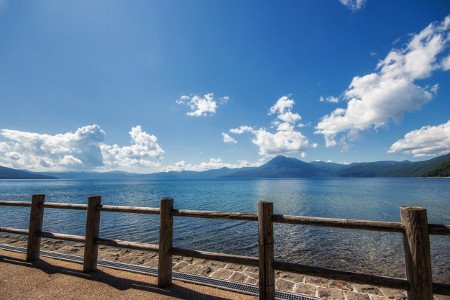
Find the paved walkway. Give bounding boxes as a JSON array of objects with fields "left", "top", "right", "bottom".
[
  {"left": 2, "top": 236, "right": 449, "bottom": 300},
  {"left": 0, "top": 249, "right": 255, "bottom": 300}
]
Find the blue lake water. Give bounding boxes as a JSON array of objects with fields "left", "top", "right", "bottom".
[{"left": 0, "top": 178, "right": 449, "bottom": 283}]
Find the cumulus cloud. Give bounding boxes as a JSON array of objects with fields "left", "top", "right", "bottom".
[
  {"left": 316, "top": 16, "right": 450, "bottom": 147},
  {"left": 227, "top": 96, "right": 317, "bottom": 156},
  {"left": 176, "top": 93, "right": 228, "bottom": 117},
  {"left": 222, "top": 132, "right": 237, "bottom": 143},
  {"left": 339, "top": 0, "right": 366, "bottom": 11},
  {"left": 163, "top": 158, "right": 258, "bottom": 172},
  {"left": 269, "top": 96, "right": 295, "bottom": 114},
  {"left": 388, "top": 121, "right": 450, "bottom": 157},
  {"left": 100, "top": 126, "right": 164, "bottom": 169},
  {"left": 320, "top": 96, "right": 340, "bottom": 103},
  {"left": 229, "top": 125, "right": 255, "bottom": 134},
  {"left": 0, "top": 125, "right": 106, "bottom": 170},
  {"left": 0, "top": 125, "right": 164, "bottom": 171}
]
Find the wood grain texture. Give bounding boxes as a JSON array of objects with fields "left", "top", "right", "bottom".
[
  {"left": 83, "top": 196, "right": 101, "bottom": 272},
  {"left": 99, "top": 205, "right": 159, "bottom": 214},
  {"left": 158, "top": 198, "right": 173, "bottom": 287},
  {"left": 0, "top": 226, "right": 29, "bottom": 235},
  {"left": 44, "top": 203, "right": 87, "bottom": 210},
  {"left": 258, "top": 201, "right": 274, "bottom": 300},
  {"left": 26, "top": 194, "right": 45, "bottom": 262},
  {"left": 97, "top": 238, "right": 159, "bottom": 252},
  {"left": 173, "top": 209, "right": 258, "bottom": 221},
  {"left": 428, "top": 223, "right": 450, "bottom": 236},
  {"left": 433, "top": 283, "right": 450, "bottom": 296},
  {"left": 272, "top": 214, "right": 404, "bottom": 232},
  {"left": 401, "top": 206, "right": 433, "bottom": 300},
  {"left": 172, "top": 247, "right": 259, "bottom": 266},
  {"left": 0, "top": 200, "right": 31, "bottom": 207},
  {"left": 40, "top": 231, "right": 85, "bottom": 243}
]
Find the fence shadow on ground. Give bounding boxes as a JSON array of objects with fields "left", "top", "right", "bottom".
[{"left": 0, "top": 252, "right": 234, "bottom": 300}]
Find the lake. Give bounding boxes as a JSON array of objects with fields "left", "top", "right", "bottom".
[{"left": 0, "top": 177, "right": 449, "bottom": 283}]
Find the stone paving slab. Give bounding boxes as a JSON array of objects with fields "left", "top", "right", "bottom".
[{"left": 2, "top": 235, "right": 448, "bottom": 300}]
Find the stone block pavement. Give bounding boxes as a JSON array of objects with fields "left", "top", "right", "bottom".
[{"left": 1, "top": 235, "right": 448, "bottom": 300}]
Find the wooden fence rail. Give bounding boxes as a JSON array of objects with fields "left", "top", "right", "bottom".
[{"left": 0, "top": 196, "right": 450, "bottom": 300}]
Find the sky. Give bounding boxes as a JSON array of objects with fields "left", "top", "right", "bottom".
[{"left": 0, "top": 0, "right": 449, "bottom": 173}]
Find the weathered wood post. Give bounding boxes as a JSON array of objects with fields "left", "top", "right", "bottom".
[
  {"left": 258, "top": 201, "right": 275, "bottom": 300},
  {"left": 83, "top": 196, "right": 101, "bottom": 272},
  {"left": 401, "top": 206, "right": 433, "bottom": 300},
  {"left": 26, "top": 194, "right": 45, "bottom": 262},
  {"left": 158, "top": 198, "right": 174, "bottom": 287}
]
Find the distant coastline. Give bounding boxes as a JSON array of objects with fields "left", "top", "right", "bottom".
[{"left": 1, "top": 153, "right": 449, "bottom": 180}]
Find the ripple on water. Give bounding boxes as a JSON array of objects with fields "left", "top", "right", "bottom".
[{"left": 0, "top": 178, "right": 449, "bottom": 283}]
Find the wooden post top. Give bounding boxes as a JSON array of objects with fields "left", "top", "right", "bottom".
[
  {"left": 258, "top": 201, "right": 273, "bottom": 205},
  {"left": 400, "top": 206, "right": 426, "bottom": 210}
]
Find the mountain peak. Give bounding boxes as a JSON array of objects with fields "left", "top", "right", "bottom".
[{"left": 269, "top": 155, "right": 304, "bottom": 163}]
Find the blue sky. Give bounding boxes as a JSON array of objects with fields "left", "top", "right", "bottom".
[{"left": 0, "top": 0, "right": 449, "bottom": 172}]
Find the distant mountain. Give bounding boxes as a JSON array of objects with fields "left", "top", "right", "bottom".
[
  {"left": 334, "top": 153, "right": 450, "bottom": 177},
  {"left": 44, "top": 167, "right": 244, "bottom": 180},
  {"left": 142, "top": 167, "right": 246, "bottom": 179},
  {"left": 222, "top": 155, "right": 326, "bottom": 178},
  {"left": 43, "top": 171, "right": 136, "bottom": 180},
  {"left": 223, "top": 153, "right": 450, "bottom": 179},
  {"left": 2, "top": 153, "right": 449, "bottom": 180},
  {"left": 309, "top": 161, "right": 349, "bottom": 172},
  {"left": 0, "top": 166, "right": 57, "bottom": 179},
  {"left": 423, "top": 155, "right": 450, "bottom": 177}
]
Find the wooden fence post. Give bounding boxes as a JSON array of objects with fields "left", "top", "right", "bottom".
[
  {"left": 83, "top": 196, "right": 101, "bottom": 272},
  {"left": 401, "top": 206, "right": 433, "bottom": 300},
  {"left": 158, "top": 198, "right": 174, "bottom": 287},
  {"left": 258, "top": 201, "right": 275, "bottom": 300},
  {"left": 26, "top": 194, "right": 45, "bottom": 262}
]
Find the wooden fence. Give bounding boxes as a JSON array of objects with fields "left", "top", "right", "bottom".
[{"left": 0, "top": 195, "right": 449, "bottom": 300}]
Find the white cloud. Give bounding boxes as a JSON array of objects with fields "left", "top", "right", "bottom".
[
  {"left": 388, "top": 121, "right": 450, "bottom": 157},
  {"left": 0, "top": 125, "right": 106, "bottom": 170},
  {"left": 442, "top": 54, "right": 450, "bottom": 70},
  {"left": 222, "top": 132, "right": 237, "bottom": 143},
  {"left": 276, "top": 111, "right": 301, "bottom": 125},
  {"left": 163, "top": 160, "right": 189, "bottom": 172},
  {"left": 316, "top": 16, "right": 450, "bottom": 147},
  {"left": 163, "top": 158, "right": 259, "bottom": 172},
  {"left": 176, "top": 93, "right": 228, "bottom": 117},
  {"left": 252, "top": 129, "right": 315, "bottom": 156},
  {"left": 269, "top": 96, "right": 295, "bottom": 114},
  {"left": 339, "top": 0, "right": 366, "bottom": 11},
  {"left": 227, "top": 96, "right": 317, "bottom": 156},
  {"left": 100, "top": 126, "right": 164, "bottom": 169},
  {"left": 229, "top": 125, "right": 255, "bottom": 134},
  {"left": 220, "top": 96, "right": 230, "bottom": 104},
  {"left": 320, "top": 96, "right": 340, "bottom": 103},
  {"left": 0, "top": 125, "right": 164, "bottom": 171}
]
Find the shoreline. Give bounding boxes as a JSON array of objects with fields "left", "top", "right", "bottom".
[{"left": 0, "top": 234, "right": 416, "bottom": 300}]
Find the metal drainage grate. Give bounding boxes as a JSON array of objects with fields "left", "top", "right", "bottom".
[{"left": 0, "top": 244, "right": 319, "bottom": 300}]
